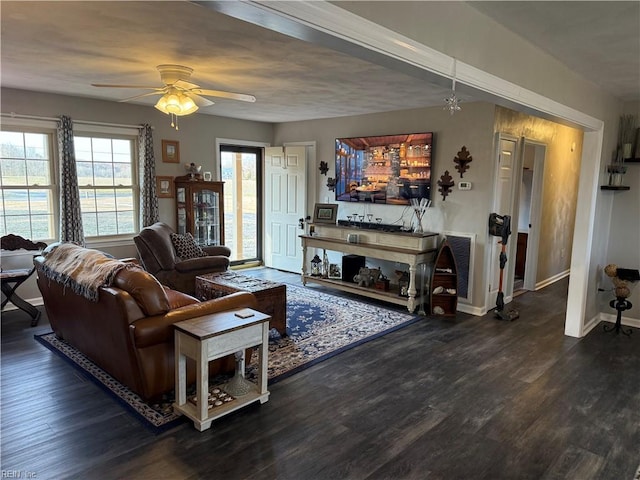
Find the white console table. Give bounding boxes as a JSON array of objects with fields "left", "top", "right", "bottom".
[{"left": 300, "top": 225, "right": 438, "bottom": 312}]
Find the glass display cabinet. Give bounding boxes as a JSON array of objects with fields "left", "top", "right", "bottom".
[{"left": 174, "top": 175, "right": 225, "bottom": 246}]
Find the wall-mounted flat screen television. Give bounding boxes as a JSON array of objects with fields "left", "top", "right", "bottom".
[{"left": 335, "top": 132, "right": 433, "bottom": 205}]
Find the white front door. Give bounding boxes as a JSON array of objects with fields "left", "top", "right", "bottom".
[
  {"left": 486, "top": 135, "right": 520, "bottom": 311},
  {"left": 264, "top": 146, "right": 307, "bottom": 272}
]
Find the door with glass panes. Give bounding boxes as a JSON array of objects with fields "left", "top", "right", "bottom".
[{"left": 220, "top": 146, "right": 261, "bottom": 264}]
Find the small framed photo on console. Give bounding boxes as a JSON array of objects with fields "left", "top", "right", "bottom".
[
  {"left": 313, "top": 203, "right": 338, "bottom": 224},
  {"left": 328, "top": 263, "right": 342, "bottom": 279}
]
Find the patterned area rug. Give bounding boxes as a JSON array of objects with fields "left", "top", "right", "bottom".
[
  {"left": 251, "top": 284, "right": 421, "bottom": 383},
  {"left": 35, "top": 284, "right": 421, "bottom": 432}
]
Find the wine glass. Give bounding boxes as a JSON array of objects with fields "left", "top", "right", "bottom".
[{"left": 367, "top": 214, "right": 373, "bottom": 223}]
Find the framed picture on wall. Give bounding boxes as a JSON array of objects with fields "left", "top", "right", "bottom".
[
  {"left": 312, "top": 203, "right": 338, "bottom": 224},
  {"left": 162, "top": 140, "right": 180, "bottom": 163},
  {"left": 156, "top": 176, "right": 174, "bottom": 198}
]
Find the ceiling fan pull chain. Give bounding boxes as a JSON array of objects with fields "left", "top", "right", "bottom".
[{"left": 170, "top": 113, "right": 180, "bottom": 130}]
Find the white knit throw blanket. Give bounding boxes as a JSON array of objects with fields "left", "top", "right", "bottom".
[{"left": 40, "top": 243, "right": 131, "bottom": 301}]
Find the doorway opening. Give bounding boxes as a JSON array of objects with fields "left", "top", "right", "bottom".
[
  {"left": 513, "top": 140, "right": 546, "bottom": 296},
  {"left": 220, "top": 145, "right": 263, "bottom": 266}
]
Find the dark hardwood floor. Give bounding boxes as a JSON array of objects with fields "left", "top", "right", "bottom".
[{"left": 1, "top": 270, "right": 638, "bottom": 480}]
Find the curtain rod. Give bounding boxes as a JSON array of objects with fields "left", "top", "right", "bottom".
[{"left": 0, "top": 112, "right": 151, "bottom": 130}]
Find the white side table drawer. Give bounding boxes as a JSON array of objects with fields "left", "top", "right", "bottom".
[{"left": 206, "top": 323, "right": 262, "bottom": 359}]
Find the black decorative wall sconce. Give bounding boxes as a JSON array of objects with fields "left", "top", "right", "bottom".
[
  {"left": 454, "top": 146, "right": 472, "bottom": 178},
  {"left": 437, "top": 170, "right": 455, "bottom": 200},
  {"left": 319, "top": 161, "right": 329, "bottom": 175}
]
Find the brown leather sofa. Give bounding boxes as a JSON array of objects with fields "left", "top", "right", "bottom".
[
  {"left": 133, "top": 222, "right": 231, "bottom": 295},
  {"left": 34, "top": 245, "right": 258, "bottom": 401}
]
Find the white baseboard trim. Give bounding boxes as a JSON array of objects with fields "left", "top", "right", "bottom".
[
  {"left": 535, "top": 269, "right": 570, "bottom": 291},
  {"left": 457, "top": 302, "right": 484, "bottom": 316},
  {"left": 582, "top": 314, "right": 602, "bottom": 336},
  {"left": 599, "top": 312, "right": 640, "bottom": 328},
  {"left": 582, "top": 311, "right": 640, "bottom": 336}
]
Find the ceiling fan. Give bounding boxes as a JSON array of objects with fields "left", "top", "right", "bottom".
[{"left": 92, "top": 64, "right": 256, "bottom": 129}]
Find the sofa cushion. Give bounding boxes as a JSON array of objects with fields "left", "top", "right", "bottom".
[
  {"left": 112, "top": 267, "right": 170, "bottom": 316},
  {"left": 174, "top": 255, "right": 230, "bottom": 273},
  {"left": 170, "top": 232, "right": 207, "bottom": 260}
]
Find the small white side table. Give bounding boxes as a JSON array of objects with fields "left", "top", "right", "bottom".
[{"left": 173, "top": 308, "right": 270, "bottom": 431}]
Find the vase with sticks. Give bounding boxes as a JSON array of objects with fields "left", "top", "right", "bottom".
[{"left": 411, "top": 198, "right": 431, "bottom": 233}]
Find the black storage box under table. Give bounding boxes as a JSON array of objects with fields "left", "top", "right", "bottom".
[{"left": 342, "top": 254, "right": 365, "bottom": 283}]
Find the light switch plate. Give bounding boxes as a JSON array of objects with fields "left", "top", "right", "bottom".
[{"left": 458, "top": 181, "right": 472, "bottom": 190}]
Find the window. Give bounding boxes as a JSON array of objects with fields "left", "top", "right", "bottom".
[
  {"left": 220, "top": 146, "right": 262, "bottom": 264},
  {"left": 74, "top": 135, "right": 136, "bottom": 237},
  {"left": 0, "top": 130, "right": 55, "bottom": 240},
  {"left": 1, "top": 123, "right": 139, "bottom": 242}
]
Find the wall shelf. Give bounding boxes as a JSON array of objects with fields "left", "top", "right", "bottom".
[{"left": 600, "top": 185, "right": 630, "bottom": 191}]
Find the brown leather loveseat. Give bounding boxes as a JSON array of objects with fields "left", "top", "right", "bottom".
[{"left": 34, "top": 243, "right": 257, "bottom": 401}]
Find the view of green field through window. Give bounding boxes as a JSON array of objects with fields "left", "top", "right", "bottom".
[
  {"left": 0, "top": 131, "right": 54, "bottom": 240},
  {"left": 1, "top": 130, "right": 136, "bottom": 241},
  {"left": 220, "top": 149, "right": 259, "bottom": 263},
  {"left": 75, "top": 136, "right": 135, "bottom": 237}
]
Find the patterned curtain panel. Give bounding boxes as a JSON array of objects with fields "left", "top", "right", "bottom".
[
  {"left": 57, "top": 115, "right": 85, "bottom": 245},
  {"left": 139, "top": 124, "right": 159, "bottom": 228}
]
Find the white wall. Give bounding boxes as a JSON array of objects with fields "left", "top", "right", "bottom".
[
  {"left": 274, "top": 101, "right": 497, "bottom": 310},
  {"left": 601, "top": 101, "right": 640, "bottom": 319}
]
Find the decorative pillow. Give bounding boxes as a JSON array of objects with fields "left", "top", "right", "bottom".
[{"left": 170, "top": 232, "right": 208, "bottom": 260}]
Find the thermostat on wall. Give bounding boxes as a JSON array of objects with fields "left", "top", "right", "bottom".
[{"left": 458, "top": 181, "right": 472, "bottom": 190}]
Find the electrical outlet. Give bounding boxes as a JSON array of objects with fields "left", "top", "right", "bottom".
[{"left": 458, "top": 181, "right": 472, "bottom": 190}]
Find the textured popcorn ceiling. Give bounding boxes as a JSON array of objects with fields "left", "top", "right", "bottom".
[{"left": 1, "top": 1, "right": 637, "bottom": 123}]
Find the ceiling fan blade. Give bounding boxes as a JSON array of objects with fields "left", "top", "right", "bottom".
[
  {"left": 91, "top": 84, "right": 163, "bottom": 89},
  {"left": 189, "top": 93, "right": 214, "bottom": 108},
  {"left": 174, "top": 79, "right": 200, "bottom": 90},
  {"left": 118, "top": 91, "right": 165, "bottom": 103},
  {"left": 192, "top": 88, "right": 256, "bottom": 103}
]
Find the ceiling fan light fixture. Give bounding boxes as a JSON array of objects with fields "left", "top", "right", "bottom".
[
  {"left": 176, "top": 94, "right": 198, "bottom": 115},
  {"left": 94, "top": 64, "right": 252, "bottom": 130},
  {"left": 155, "top": 93, "right": 198, "bottom": 115},
  {"left": 165, "top": 93, "right": 182, "bottom": 114},
  {"left": 154, "top": 95, "right": 169, "bottom": 113}
]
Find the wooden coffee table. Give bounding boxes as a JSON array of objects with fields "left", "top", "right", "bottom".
[{"left": 195, "top": 271, "right": 287, "bottom": 336}]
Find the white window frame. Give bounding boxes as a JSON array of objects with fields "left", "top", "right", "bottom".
[
  {"left": 0, "top": 118, "right": 58, "bottom": 244},
  {"left": 0, "top": 119, "right": 141, "bottom": 246},
  {"left": 72, "top": 124, "right": 140, "bottom": 244}
]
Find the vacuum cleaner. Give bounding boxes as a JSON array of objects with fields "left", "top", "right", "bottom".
[{"left": 488, "top": 213, "right": 520, "bottom": 321}]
